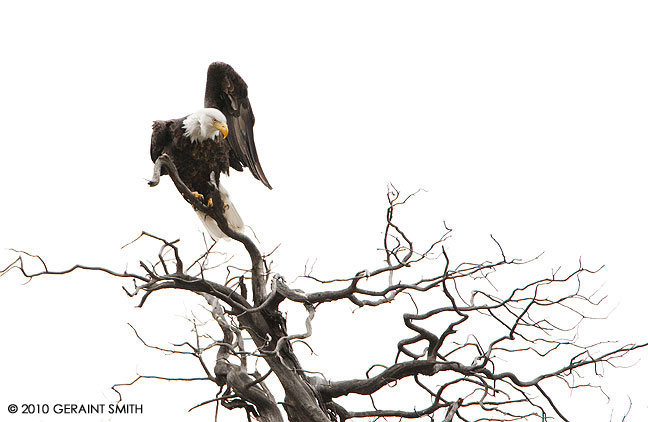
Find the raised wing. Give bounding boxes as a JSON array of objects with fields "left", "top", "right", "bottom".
[{"left": 204, "top": 62, "right": 272, "bottom": 189}]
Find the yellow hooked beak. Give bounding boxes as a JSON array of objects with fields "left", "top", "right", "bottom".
[{"left": 212, "top": 120, "right": 229, "bottom": 139}]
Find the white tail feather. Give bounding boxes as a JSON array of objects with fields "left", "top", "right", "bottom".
[{"left": 195, "top": 182, "right": 244, "bottom": 241}]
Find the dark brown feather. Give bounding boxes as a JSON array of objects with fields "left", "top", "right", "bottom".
[
  {"left": 204, "top": 62, "right": 272, "bottom": 189},
  {"left": 150, "top": 118, "right": 231, "bottom": 196}
]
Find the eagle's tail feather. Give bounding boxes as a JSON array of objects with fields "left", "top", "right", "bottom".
[{"left": 195, "top": 182, "right": 244, "bottom": 241}]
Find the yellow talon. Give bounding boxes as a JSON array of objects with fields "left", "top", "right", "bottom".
[
  {"left": 191, "top": 191, "right": 204, "bottom": 201},
  {"left": 207, "top": 198, "right": 213, "bottom": 207}
]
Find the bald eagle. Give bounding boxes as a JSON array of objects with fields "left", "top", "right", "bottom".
[{"left": 150, "top": 62, "right": 271, "bottom": 239}]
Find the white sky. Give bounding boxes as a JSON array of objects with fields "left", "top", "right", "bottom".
[{"left": 0, "top": 1, "right": 647, "bottom": 421}]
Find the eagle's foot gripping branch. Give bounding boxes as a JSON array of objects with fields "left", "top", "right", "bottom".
[{"left": 191, "top": 191, "right": 204, "bottom": 202}]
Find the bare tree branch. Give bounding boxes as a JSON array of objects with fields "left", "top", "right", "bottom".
[{"left": 5, "top": 179, "right": 646, "bottom": 422}]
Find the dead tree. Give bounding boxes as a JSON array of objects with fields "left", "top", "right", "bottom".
[{"left": 3, "top": 154, "right": 646, "bottom": 422}]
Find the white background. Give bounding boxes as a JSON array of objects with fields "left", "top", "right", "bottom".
[{"left": 0, "top": 1, "right": 647, "bottom": 421}]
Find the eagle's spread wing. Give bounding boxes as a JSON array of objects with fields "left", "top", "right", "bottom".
[{"left": 204, "top": 62, "right": 272, "bottom": 189}]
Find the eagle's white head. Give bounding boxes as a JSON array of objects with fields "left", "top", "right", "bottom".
[{"left": 183, "top": 108, "right": 229, "bottom": 142}]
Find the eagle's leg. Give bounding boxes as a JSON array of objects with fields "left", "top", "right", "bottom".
[
  {"left": 209, "top": 171, "right": 219, "bottom": 191},
  {"left": 191, "top": 191, "right": 204, "bottom": 201},
  {"left": 207, "top": 171, "right": 219, "bottom": 207}
]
